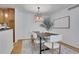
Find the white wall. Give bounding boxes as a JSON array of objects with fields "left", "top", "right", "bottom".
[
  {"left": 24, "top": 13, "right": 47, "bottom": 39},
  {"left": 15, "top": 9, "right": 27, "bottom": 41},
  {"left": 50, "top": 6, "right": 79, "bottom": 48},
  {"left": 15, "top": 8, "right": 47, "bottom": 41}
]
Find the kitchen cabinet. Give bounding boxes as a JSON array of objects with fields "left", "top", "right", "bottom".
[
  {"left": 4, "top": 8, "right": 15, "bottom": 28},
  {"left": 0, "top": 8, "right": 15, "bottom": 28},
  {"left": 0, "top": 29, "right": 13, "bottom": 54},
  {"left": 0, "top": 8, "right": 15, "bottom": 42},
  {"left": 0, "top": 8, "right": 4, "bottom": 24}
]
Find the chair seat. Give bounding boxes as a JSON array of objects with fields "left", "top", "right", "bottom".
[{"left": 34, "top": 40, "right": 45, "bottom": 44}]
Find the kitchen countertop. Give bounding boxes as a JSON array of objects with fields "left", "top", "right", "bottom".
[{"left": 0, "top": 28, "right": 13, "bottom": 31}]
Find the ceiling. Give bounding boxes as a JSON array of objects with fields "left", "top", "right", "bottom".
[
  {"left": 0, "top": 4, "right": 72, "bottom": 15},
  {"left": 24, "top": 4, "right": 71, "bottom": 14}
]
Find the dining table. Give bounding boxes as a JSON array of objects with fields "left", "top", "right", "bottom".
[{"left": 33, "top": 31, "right": 62, "bottom": 54}]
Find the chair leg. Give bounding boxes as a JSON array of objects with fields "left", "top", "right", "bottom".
[
  {"left": 59, "top": 44, "right": 61, "bottom": 54},
  {"left": 52, "top": 43, "right": 54, "bottom": 54},
  {"left": 42, "top": 43, "right": 45, "bottom": 54}
]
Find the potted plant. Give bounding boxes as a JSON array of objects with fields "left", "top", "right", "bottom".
[{"left": 40, "top": 17, "right": 53, "bottom": 31}]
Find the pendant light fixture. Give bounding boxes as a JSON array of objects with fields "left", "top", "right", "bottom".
[{"left": 34, "top": 6, "right": 44, "bottom": 22}]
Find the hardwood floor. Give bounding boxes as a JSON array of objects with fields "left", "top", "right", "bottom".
[
  {"left": 11, "top": 39, "right": 79, "bottom": 54},
  {"left": 58, "top": 42, "right": 79, "bottom": 53},
  {"left": 11, "top": 40, "right": 22, "bottom": 54}
]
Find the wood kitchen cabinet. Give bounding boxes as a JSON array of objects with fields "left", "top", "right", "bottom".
[
  {"left": 0, "top": 8, "right": 4, "bottom": 24},
  {"left": 0, "top": 8, "right": 15, "bottom": 42},
  {"left": 4, "top": 8, "right": 15, "bottom": 28},
  {"left": 0, "top": 8, "right": 15, "bottom": 28},
  {"left": 5, "top": 8, "right": 15, "bottom": 42}
]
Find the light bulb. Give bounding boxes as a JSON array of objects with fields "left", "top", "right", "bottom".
[{"left": 5, "top": 13, "right": 8, "bottom": 18}]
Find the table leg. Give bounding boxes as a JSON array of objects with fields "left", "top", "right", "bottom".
[{"left": 40, "top": 37, "right": 42, "bottom": 54}]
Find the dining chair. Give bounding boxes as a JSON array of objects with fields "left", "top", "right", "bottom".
[
  {"left": 44, "top": 35, "right": 62, "bottom": 54},
  {"left": 32, "top": 31, "right": 47, "bottom": 54}
]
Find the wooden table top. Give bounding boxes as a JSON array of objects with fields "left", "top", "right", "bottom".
[{"left": 42, "top": 32, "right": 59, "bottom": 36}]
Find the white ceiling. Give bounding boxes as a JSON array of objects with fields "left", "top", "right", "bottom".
[
  {"left": 0, "top": 4, "right": 72, "bottom": 14},
  {"left": 24, "top": 4, "right": 70, "bottom": 14}
]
